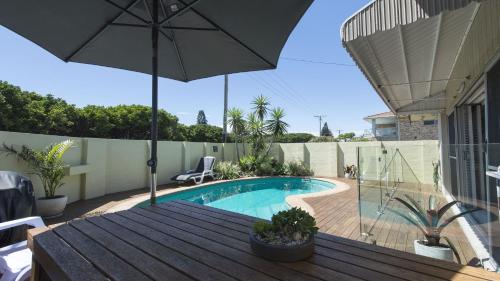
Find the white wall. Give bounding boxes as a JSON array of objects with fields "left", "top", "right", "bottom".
[{"left": 0, "top": 131, "right": 439, "bottom": 203}]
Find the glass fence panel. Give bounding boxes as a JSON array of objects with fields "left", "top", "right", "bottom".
[
  {"left": 358, "top": 143, "right": 500, "bottom": 270},
  {"left": 358, "top": 146, "right": 423, "bottom": 249}
]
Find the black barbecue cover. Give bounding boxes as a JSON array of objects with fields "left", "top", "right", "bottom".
[{"left": 0, "top": 171, "right": 36, "bottom": 247}]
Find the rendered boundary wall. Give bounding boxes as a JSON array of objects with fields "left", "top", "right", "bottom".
[{"left": 0, "top": 131, "right": 439, "bottom": 203}]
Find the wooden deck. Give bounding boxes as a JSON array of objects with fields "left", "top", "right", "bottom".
[
  {"left": 30, "top": 200, "right": 497, "bottom": 281},
  {"left": 303, "top": 179, "right": 479, "bottom": 266},
  {"left": 47, "top": 178, "right": 480, "bottom": 266}
]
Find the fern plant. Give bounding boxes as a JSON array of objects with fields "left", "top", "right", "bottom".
[
  {"left": 2, "top": 140, "right": 74, "bottom": 198},
  {"left": 393, "top": 194, "right": 479, "bottom": 263}
]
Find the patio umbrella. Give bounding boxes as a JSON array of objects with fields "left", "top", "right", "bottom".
[{"left": 0, "top": 0, "right": 313, "bottom": 204}]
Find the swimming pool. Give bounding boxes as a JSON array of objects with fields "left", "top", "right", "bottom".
[{"left": 138, "top": 177, "right": 336, "bottom": 220}]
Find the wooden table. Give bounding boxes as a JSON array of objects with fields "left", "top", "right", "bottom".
[{"left": 28, "top": 200, "right": 498, "bottom": 281}]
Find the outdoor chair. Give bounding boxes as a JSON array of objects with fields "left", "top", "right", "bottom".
[
  {"left": 171, "top": 156, "right": 216, "bottom": 185},
  {"left": 0, "top": 216, "right": 45, "bottom": 281}
]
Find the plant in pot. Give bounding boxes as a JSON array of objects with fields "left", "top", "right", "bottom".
[
  {"left": 249, "top": 207, "right": 318, "bottom": 262},
  {"left": 2, "top": 140, "right": 75, "bottom": 218},
  {"left": 392, "top": 194, "right": 479, "bottom": 263},
  {"left": 344, "top": 165, "right": 357, "bottom": 179}
]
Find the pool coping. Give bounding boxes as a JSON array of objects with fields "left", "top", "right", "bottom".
[{"left": 106, "top": 177, "right": 351, "bottom": 215}]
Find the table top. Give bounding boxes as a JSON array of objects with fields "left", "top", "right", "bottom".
[{"left": 29, "top": 200, "right": 498, "bottom": 281}]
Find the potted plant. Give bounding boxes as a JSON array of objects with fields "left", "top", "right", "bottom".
[
  {"left": 249, "top": 207, "right": 318, "bottom": 262},
  {"left": 392, "top": 194, "right": 479, "bottom": 263},
  {"left": 344, "top": 165, "right": 357, "bottom": 179},
  {"left": 2, "top": 140, "right": 75, "bottom": 218}
]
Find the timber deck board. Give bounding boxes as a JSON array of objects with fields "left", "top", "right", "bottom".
[{"left": 29, "top": 199, "right": 498, "bottom": 281}]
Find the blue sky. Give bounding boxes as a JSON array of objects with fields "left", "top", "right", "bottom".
[{"left": 0, "top": 0, "right": 387, "bottom": 136}]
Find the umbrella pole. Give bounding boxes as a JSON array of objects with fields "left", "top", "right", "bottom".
[{"left": 148, "top": 0, "right": 159, "bottom": 205}]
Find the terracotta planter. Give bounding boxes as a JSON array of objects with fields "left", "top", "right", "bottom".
[
  {"left": 36, "top": 195, "right": 67, "bottom": 219},
  {"left": 414, "top": 240, "right": 454, "bottom": 262},
  {"left": 249, "top": 232, "right": 315, "bottom": 262}
]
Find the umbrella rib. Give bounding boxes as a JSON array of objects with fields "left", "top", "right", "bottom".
[
  {"left": 159, "top": 0, "right": 202, "bottom": 27},
  {"left": 162, "top": 26, "right": 218, "bottom": 31},
  {"left": 177, "top": 0, "right": 275, "bottom": 68},
  {"left": 166, "top": 31, "right": 188, "bottom": 81},
  {"left": 103, "top": 0, "right": 150, "bottom": 24},
  {"left": 158, "top": 0, "right": 187, "bottom": 81},
  {"left": 142, "top": 0, "right": 154, "bottom": 22},
  {"left": 159, "top": 0, "right": 169, "bottom": 18},
  {"left": 64, "top": 0, "right": 143, "bottom": 62},
  {"left": 110, "top": 23, "right": 149, "bottom": 28}
]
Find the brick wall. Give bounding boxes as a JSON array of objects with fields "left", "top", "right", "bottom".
[{"left": 399, "top": 118, "right": 439, "bottom": 140}]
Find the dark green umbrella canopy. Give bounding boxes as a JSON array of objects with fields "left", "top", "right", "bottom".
[
  {"left": 0, "top": 0, "right": 313, "bottom": 203},
  {"left": 0, "top": 0, "right": 313, "bottom": 81}
]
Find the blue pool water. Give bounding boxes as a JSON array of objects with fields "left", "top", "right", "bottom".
[{"left": 138, "top": 177, "right": 335, "bottom": 220}]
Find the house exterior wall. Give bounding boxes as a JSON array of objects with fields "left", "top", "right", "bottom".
[{"left": 398, "top": 118, "right": 439, "bottom": 140}]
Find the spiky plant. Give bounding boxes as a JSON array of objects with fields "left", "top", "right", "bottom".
[
  {"left": 247, "top": 112, "right": 266, "bottom": 155},
  {"left": 2, "top": 140, "right": 74, "bottom": 198},
  {"left": 252, "top": 95, "right": 270, "bottom": 121},
  {"left": 393, "top": 194, "right": 479, "bottom": 263},
  {"left": 265, "top": 107, "right": 289, "bottom": 156}
]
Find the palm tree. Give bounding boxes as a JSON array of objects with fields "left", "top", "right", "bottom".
[
  {"left": 252, "top": 95, "right": 270, "bottom": 121},
  {"left": 265, "top": 107, "right": 289, "bottom": 155},
  {"left": 2, "top": 140, "right": 74, "bottom": 198},
  {"left": 227, "top": 108, "right": 246, "bottom": 161},
  {"left": 247, "top": 112, "right": 266, "bottom": 155}
]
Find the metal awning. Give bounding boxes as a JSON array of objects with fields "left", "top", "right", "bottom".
[{"left": 341, "top": 0, "right": 489, "bottom": 114}]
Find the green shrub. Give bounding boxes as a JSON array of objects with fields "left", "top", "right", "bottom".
[
  {"left": 240, "top": 155, "right": 290, "bottom": 176},
  {"left": 286, "top": 161, "right": 314, "bottom": 177},
  {"left": 252, "top": 156, "right": 287, "bottom": 176},
  {"left": 239, "top": 155, "right": 257, "bottom": 174},
  {"left": 253, "top": 207, "right": 318, "bottom": 243},
  {"left": 272, "top": 161, "right": 287, "bottom": 176},
  {"left": 214, "top": 161, "right": 241, "bottom": 180},
  {"left": 256, "top": 159, "right": 274, "bottom": 176}
]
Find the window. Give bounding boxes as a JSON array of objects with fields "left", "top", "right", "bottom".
[{"left": 423, "top": 120, "right": 437, "bottom": 126}]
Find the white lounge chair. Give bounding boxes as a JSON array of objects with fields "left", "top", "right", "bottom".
[
  {"left": 171, "top": 156, "right": 216, "bottom": 185},
  {"left": 0, "top": 217, "right": 45, "bottom": 281}
]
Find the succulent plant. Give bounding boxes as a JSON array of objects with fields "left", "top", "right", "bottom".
[
  {"left": 393, "top": 194, "right": 479, "bottom": 263},
  {"left": 252, "top": 207, "right": 318, "bottom": 245}
]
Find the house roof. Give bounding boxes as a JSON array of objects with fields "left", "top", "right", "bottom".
[
  {"left": 341, "top": 0, "right": 493, "bottom": 114},
  {"left": 364, "top": 112, "right": 395, "bottom": 120}
]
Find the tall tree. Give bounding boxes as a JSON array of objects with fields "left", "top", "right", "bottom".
[
  {"left": 227, "top": 108, "right": 246, "bottom": 160},
  {"left": 247, "top": 112, "right": 265, "bottom": 155},
  {"left": 265, "top": 107, "right": 289, "bottom": 155},
  {"left": 338, "top": 132, "right": 356, "bottom": 142},
  {"left": 197, "top": 110, "right": 208, "bottom": 125},
  {"left": 321, "top": 122, "right": 333, "bottom": 137},
  {"left": 184, "top": 124, "right": 223, "bottom": 142},
  {"left": 252, "top": 95, "right": 270, "bottom": 121}
]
